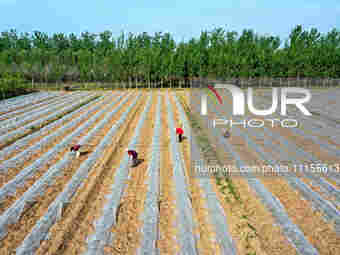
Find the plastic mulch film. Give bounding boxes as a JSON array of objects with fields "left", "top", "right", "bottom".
[
  {"left": 0, "top": 93, "right": 96, "bottom": 146},
  {"left": 0, "top": 94, "right": 107, "bottom": 162},
  {"left": 136, "top": 94, "right": 161, "bottom": 255},
  {"left": 173, "top": 93, "right": 238, "bottom": 254},
  {"left": 210, "top": 91, "right": 340, "bottom": 233},
  {"left": 0, "top": 93, "right": 124, "bottom": 203},
  {"left": 0, "top": 93, "right": 132, "bottom": 241},
  {"left": 0, "top": 93, "right": 114, "bottom": 172},
  {"left": 0, "top": 92, "right": 56, "bottom": 114},
  {"left": 0, "top": 92, "right": 69, "bottom": 121},
  {"left": 84, "top": 94, "right": 152, "bottom": 255},
  {"left": 203, "top": 96, "right": 321, "bottom": 254},
  {"left": 14, "top": 93, "right": 142, "bottom": 255},
  {"left": 165, "top": 93, "right": 199, "bottom": 255},
  {"left": 0, "top": 92, "right": 87, "bottom": 134}
]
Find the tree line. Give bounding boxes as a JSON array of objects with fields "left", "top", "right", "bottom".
[{"left": 0, "top": 25, "right": 340, "bottom": 87}]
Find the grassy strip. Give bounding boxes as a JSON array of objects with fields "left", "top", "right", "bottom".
[
  {"left": 178, "top": 94, "right": 262, "bottom": 255},
  {"left": 177, "top": 94, "right": 240, "bottom": 202},
  {"left": 0, "top": 95, "right": 101, "bottom": 151},
  {"left": 0, "top": 87, "right": 39, "bottom": 101},
  {"left": 0, "top": 73, "right": 38, "bottom": 100}
]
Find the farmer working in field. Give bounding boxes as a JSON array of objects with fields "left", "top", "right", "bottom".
[
  {"left": 70, "top": 144, "right": 81, "bottom": 158},
  {"left": 126, "top": 148, "right": 138, "bottom": 167},
  {"left": 223, "top": 129, "right": 231, "bottom": 138},
  {"left": 70, "top": 144, "right": 94, "bottom": 158},
  {"left": 175, "top": 124, "right": 184, "bottom": 143}
]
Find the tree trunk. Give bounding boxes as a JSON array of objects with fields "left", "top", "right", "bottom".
[{"left": 1, "top": 87, "right": 5, "bottom": 100}]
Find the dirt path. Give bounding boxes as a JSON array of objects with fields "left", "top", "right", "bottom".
[
  {"left": 165, "top": 92, "right": 198, "bottom": 253},
  {"left": 157, "top": 93, "right": 179, "bottom": 254},
  {"left": 135, "top": 93, "right": 161, "bottom": 254}
]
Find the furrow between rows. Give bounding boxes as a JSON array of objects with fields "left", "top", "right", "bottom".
[
  {"left": 0, "top": 92, "right": 87, "bottom": 134},
  {"left": 0, "top": 93, "right": 125, "bottom": 204},
  {"left": 33, "top": 92, "right": 147, "bottom": 255},
  {"left": 173, "top": 92, "right": 237, "bottom": 255},
  {"left": 0, "top": 93, "right": 138, "bottom": 252},
  {"left": 191, "top": 91, "right": 319, "bottom": 254},
  {"left": 165, "top": 92, "right": 198, "bottom": 255},
  {"left": 12, "top": 93, "right": 142, "bottom": 255},
  {"left": 0, "top": 92, "right": 80, "bottom": 122},
  {"left": 0, "top": 92, "right": 57, "bottom": 114},
  {"left": 136, "top": 94, "right": 161, "bottom": 255},
  {"left": 83, "top": 93, "right": 152, "bottom": 255},
  {"left": 220, "top": 90, "right": 340, "bottom": 207},
  {"left": 0, "top": 93, "right": 114, "bottom": 163},
  {"left": 0, "top": 93, "right": 117, "bottom": 173},
  {"left": 0, "top": 92, "right": 99, "bottom": 149}
]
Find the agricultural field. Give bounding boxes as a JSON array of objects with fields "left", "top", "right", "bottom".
[{"left": 0, "top": 89, "right": 339, "bottom": 255}]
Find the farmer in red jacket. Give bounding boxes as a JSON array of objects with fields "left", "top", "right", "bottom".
[
  {"left": 126, "top": 148, "right": 139, "bottom": 167},
  {"left": 175, "top": 124, "right": 184, "bottom": 143}
]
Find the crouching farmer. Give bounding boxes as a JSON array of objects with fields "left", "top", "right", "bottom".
[
  {"left": 70, "top": 144, "right": 81, "bottom": 158},
  {"left": 70, "top": 144, "right": 93, "bottom": 158},
  {"left": 223, "top": 129, "right": 231, "bottom": 138},
  {"left": 126, "top": 148, "right": 138, "bottom": 167}
]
